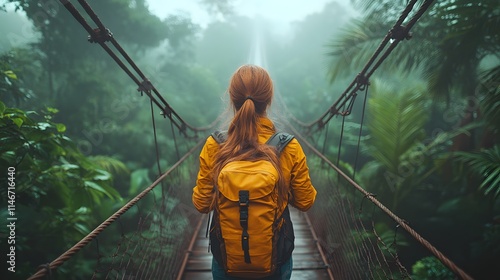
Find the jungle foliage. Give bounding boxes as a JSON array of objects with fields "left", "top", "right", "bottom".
[
  {"left": 328, "top": 0, "right": 500, "bottom": 278},
  {"left": 0, "top": 0, "right": 498, "bottom": 279}
]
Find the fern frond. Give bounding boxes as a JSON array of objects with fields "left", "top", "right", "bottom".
[
  {"left": 455, "top": 145, "right": 500, "bottom": 198},
  {"left": 89, "top": 155, "right": 130, "bottom": 177}
]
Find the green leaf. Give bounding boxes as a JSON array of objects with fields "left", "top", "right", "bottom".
[
  {"left": 0, "top": 151, "right": 17, "bottom": 163},
  {"left": 455, "top": 146, "right": 500, "bottom": 199},
  {"left": 75, "top": 207, "right": 90, "bottom": 215},
  {"left": 367, "top": 81, "right": 428, "bottom": 175},
  {"left": 0, "top": 101, "right": 5, "bottom": 115},
  {"left": 89, "top": 155, "right": 129, "bottom": 176},
  {"left": 37, "top": 122, "right": 51, "bottom": 130},
  {"left": 74, "top": 222, "right": 90, "bottom": 235},
  {"left": 84, "top": 181, "right": 107, "bottom": 194},
  {"left": 92, "top": 169, "right": 111, "bottom": 181},
  {"left": 12, "top": 118, "right": 23, "bottom": 128},
  {"left": 61, "top": 163, "right": 79, "bottom": 170},
  {"left": 46, "top": 107, "right": 59, "bottom": 114},
  {"left": 84, "top": 180, "right": 120, "bottom": 201},
  {"left": 4, "top": 70, "right": 17, "bottom": 80},
  {"left": 56, "top": 123, "right": 66, "bottom": 133},
  {"left": 481, "top": 168, "right": 500, "bottom": 196},
  {"left": 129, "top": 169, "right": 151, "bottom": 196}
]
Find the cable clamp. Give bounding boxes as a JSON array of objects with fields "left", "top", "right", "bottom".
[
  {"left": 389, "top": 25, "right": 412, "bottom": 41},
  {"left": 329, "top": 106, "right": 339, "bottom": 116},
  {"left": 359, "top": 192, "right": 377, "bottom": 212},
  {"left": 356, "top": 73, "right": 370, "bottom": 91},
  {"left": 88, "top": 28, "right": 113, "bottom": 43},
  {"left": 137, "top": 79, "right": 153, "bottom": 96},
  {"left": 317, "top": 120, "right": 325, "bottom": 130},
  {"left": 160, "top": 105, "right": 172, "bottom": 118}
]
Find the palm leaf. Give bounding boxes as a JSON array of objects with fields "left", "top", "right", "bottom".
[
  {"left": 327, "top": 18, "right": 385, "bottom": 81},
  {"left": 329, "top": 0, "right": 499, "bottom": 100},
  {"left": 351, "top": 0, "right": 412, "bottom": 22},
  {"left": 88, "top": 155, "right": 130, "bottom": 178},
  {"left": 327, "top": 14, "right": 440, "bottom": 83},
  {"left": 454, "top": 145, "right": 500, "bottom": 198},
  {"left": 367, "top": 80, "right": 429, "bottom": 176},
  {"left": 479, "top": 65, "right": 500, "bottom": 131}
]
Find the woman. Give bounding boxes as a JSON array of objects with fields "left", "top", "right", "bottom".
[{"left": 192, "top": 64, "right": 317, "bottom": 279}]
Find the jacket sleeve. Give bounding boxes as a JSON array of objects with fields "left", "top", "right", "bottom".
[
  {"left": 289, "top": 141, "right": 317, "bottom": 211},
  {"left": 192, "top": 138, "right": 216, "bottom": 213}
]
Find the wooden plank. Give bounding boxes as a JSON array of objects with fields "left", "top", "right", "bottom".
[{"left": 181, "top": 207, "right": 331, "bottom": 279}]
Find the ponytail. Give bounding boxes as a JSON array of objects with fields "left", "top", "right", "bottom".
[{"left": 227, "top": 98, "right": 259, "bottom": 150}]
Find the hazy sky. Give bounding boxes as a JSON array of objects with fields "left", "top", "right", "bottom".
[{"left": 146, "top": 0, "right": 354, "bottom": 30}]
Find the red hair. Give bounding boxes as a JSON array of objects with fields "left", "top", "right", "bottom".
[{"left": 211, "top": 65, "right": 287, "bottom": 209}]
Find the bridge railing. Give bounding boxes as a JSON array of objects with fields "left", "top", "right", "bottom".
[
  {"left": 28, "top": 140, "right": 204, "bottom": 280},
  {"left": 292, "top": 124, "right": 474, "bottom": 280}
]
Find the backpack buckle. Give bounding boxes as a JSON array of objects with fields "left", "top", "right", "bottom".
[
  {"left": 239, "top": 190, "right": 249, "bottom": 226},
  {"left": 239, "top": 191, "right": 249, "bottom": 208},
  {"left": 238, "top": 190, "right": 251, "bottom": 263}
]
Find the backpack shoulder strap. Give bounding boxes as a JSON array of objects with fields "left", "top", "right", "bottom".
[
  {"left": 211, "top": 130, "right": 294, "bottom": 152},
  {"left": 211, "top": 130, "right": 227, "bottom": 144},
  {"left": 266, "top": 132, "right": 294, "bottom": 154}
]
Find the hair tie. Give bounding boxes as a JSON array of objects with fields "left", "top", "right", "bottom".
[{"left": 245, "top": 96, "right": 254, "bottom": 102}]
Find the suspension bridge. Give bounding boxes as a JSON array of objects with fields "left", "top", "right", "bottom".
[{"left": 26, "top": 0, "right": 475, "bottom": 279}]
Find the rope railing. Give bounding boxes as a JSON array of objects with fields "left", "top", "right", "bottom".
[
  {"left": 287, "top": 125, "right": 475, "bottom": 280},
  {"left": 59, "top": 0, "right": 221, "bottom": 138},
  {"left": 27, "top": 139, "right": 205, "bottom": 280}
]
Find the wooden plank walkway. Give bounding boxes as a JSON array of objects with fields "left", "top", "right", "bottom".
[{"left": 180, "top": 208, "right": 332, "bottom": 280}]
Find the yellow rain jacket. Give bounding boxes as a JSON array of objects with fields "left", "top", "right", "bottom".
[{"left": 192, "top": 117, "right": 317, "bottom": 213}]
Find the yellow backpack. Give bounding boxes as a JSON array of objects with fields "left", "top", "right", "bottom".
[{"left": 209, "top": 131, "right": 295, "bottom": 278}]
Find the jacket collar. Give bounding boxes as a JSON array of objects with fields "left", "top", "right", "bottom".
[{"left": 257, "top": 117, "right": 276, "bottom": 134}]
